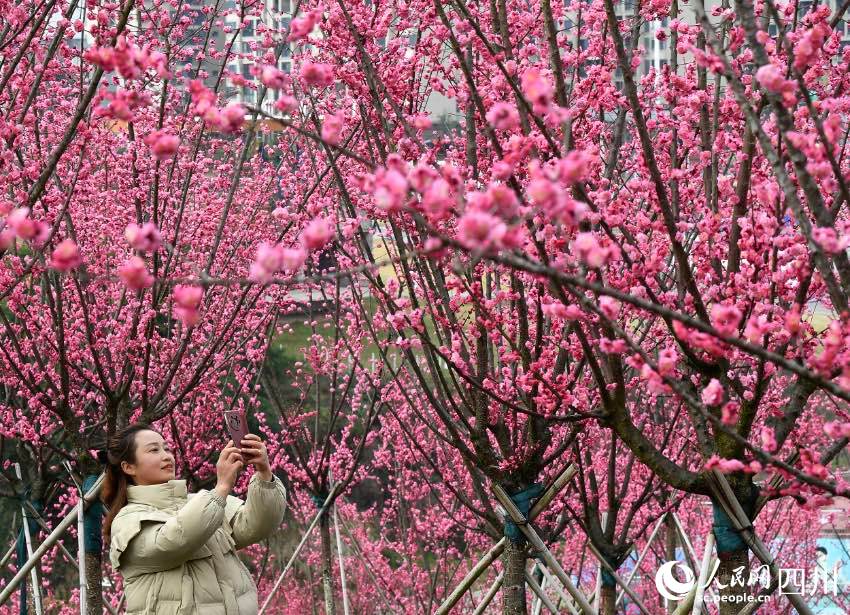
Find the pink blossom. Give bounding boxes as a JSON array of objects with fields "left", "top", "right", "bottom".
[
  {"left": 118, "top": 256, "right": 154, "bottom": 291},
  {"left": 521, "top": 68, "right": 553, "bottom": 113},
  {"left": 485, "top": 183, "right": 519, "bottom": 219},
  {"left": 288, "top": 10, "right": 320, "bottom": 41},
  {"left": 457, "top": 211, "right": 506, "bottom": 251},
  {"left": 254, "top": 242, "right": 283, "bottom": 274},
  {"left": 811, "top": 226, "right": 849, "bottom": 255},
  {"left": 558, "top": 149, "right": 592, "bottom": 185},
  {"left": 373, "top": 168, "right": 409, "bottom": 213},
  {"left": 760, "top": 427, "right": 777, "bottom": 452},
  {"left": 411, "top": 113, "right": 432, "bottom": 130},
  {"left": 49, "top": 239, "right": 81, "bottom": 272},
  {"left": 299, "top": 61, "right": 334, "bottom": 87},
  {"left": 422, "top": 178, "right": 454, "bottom": 221},
  {"left": 125, "top": 222, "right": 161, "bottom": 252},
  {"left": 257, "top": 64, "right": 289, "bottom": 89},
  {"left": 408, "top": 162, "right": 438, "bottom": 193},
  {"left": 657, "top": 347, "right": 678, "bottom": 376},
  {"left": 173, "top": 285, "right": 204, "bottom": 327},
  {"left": 274, "top": 95, "right": 298, "bottom": 113},
  {"left": 526, "top": 177, "right": 557, "bottom": 208},
  {"left": 793, "top": 23, "right": 829, "bottom": 70},
  {"left": 599, "top": 296, "right": 620, "bottom": 320},
  {"left": 721, "top": 401, "right": 740, "bottom": 425},
  {"left": 784, "top": 305, "right": 801, "bottom": 334},
  {"left": 301, "top": 217, "right": 334, "bottom": 251},
  {"left": 704, "top": 455, "right": 747, "bottom": 473},
  {"left": 485, "top": 102, "right": 519, "bottom": 131},
  {"left": 824, "top": 421, "right": 850, "bottom": 439},
  {"left": 188, "top": 79, "right": 217, "bottom": 115},
  {"left": 280, "top": 247, "right": 308, "bottom": 272},
  {"left": 217, "top": 103, "right": 246, "bottom": 134},
  {"left": 743, "top": 314, "right": 772, "bottom": 343},
  {"left": 701, "top": 378, "right": 724, "bottom": 406},
  {"left": 710, "top": 303, "right": 742, "bottom": 336},
  {"left": 7, "top": 208, "right": 37, "bottom": 240},
  {"left": 143, "top": 130, "right": 179, "bottom": 160},
  {"left": 0, "top": 229, "right": 13, "bottom": 251},
  {"left": 321, "top": 113, "right": 344, "bottom": 145},
  {"left": 573, "top": 233, "right": 608, "bottom": 268},
  {"left": 755, "top": 64, "right": 795, "bottom": 97}
]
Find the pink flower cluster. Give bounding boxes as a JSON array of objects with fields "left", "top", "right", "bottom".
[
  {"left": 143, "top": 130, "right": 180, "bottom": 160},
  {"left": 288, "top": 9, "right": 322, "bottom": 41},
  {"left": 187, "top": 80, "right": 246, "bottom": 134},
  {"left": 83, "top": 35, "right": 168, "bottom": 80},
  {"left": 705, "top": 455, "right": 762, "bottom": 474},
  {"left": 173, "top": 285, "right": 204, "bottom": 327},
  {"left": 321, "top": 113, "right": 344, "bottom": 145},
  {"left": 1, "top": 208, "right": 48, "bottom": 247},
  {"left": 299, "top": 61, "right": 335, "bottom": 87},
  {"left": 793, "top": 22, "right": 830, "bottom": 71},
  {"left": 96, "top": 89, "right": 152, "bottom": 122},
  {"left": 118, "top": 256, "right": 154, "bottom": 291},
  {"left": 573, "top": 232, "right": 618, "bottom": 268},
  {"left": 249, "top": 242, "right": 309, "bottom": 283},
  {"left": 755, "top": 64, "right": 796, "bottom": 106},
  {"left": 49, "top": 239, "right": 81, "bottom": 272},
  {"left": 526, "top": 156, "right": 592, "bottom": 226},
  {"left": 125, "top": 222, "right": 162, "bottom": 252},
  {"left": 811, "top": 226, "right": 850, "bottom": 255},
  {"left": 251, "top": 64, "right": 290, "bottom": 90}
]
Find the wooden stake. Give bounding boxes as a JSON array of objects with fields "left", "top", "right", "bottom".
[
  {"left": 471, "top": 572, "right": 503, "bottom": 615},
  {"left": 493, "top": 484, "right": 596, "bottom": 615},
  {"left": 435, "top": 464, "right": 578, "bottom": 615}
]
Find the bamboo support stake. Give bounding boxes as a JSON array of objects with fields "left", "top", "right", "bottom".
[
  {"left": 690, "top": 532, "right": 715, "bottom": 615},
  {"left": 435, "top": 538, "right": 506, "bottom": 615},
  {"left": 258, "top": 485, "right": 341, "bottom": 615},
  {"left": 471, "top": 572, "right": 503, "bottom": 615},
  {"left": 538, "top": 563, "right": 580, "bottom": 615},
  {"left": 531, "top": 568, "right": 546, "bottom": 615},
  {"left": 493, "top": 484, "right": 596, "bottom": 615},
  {"left": 332, "top": 500, "right": 351, "bottom": 615},
  {"left": 586, "top": 542, "right": 653, "bottom": 615},
  {"left": 20, "top": 502, "right": 120, "bottom": 615},
  {"left": 615, "top": 512, "right": 667, "bottom": 607},
  {"left": 12, "top": 464, "right": 42, "bottom": 615},
  {"left": 0, "top": 473, "right": 104, "bottom": 608},
  {"left": 526, "top": 568, "right": 559, "bottom": 615},
  {"left": 435, "top": 464, "right": 578, "bottom": 615},
  {"left": 709, "top": 471, "right": 814, "bottom": 615}
]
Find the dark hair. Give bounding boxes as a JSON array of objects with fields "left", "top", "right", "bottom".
[{"left": 101, "top": 423, "right": 157, "bottom": 540}]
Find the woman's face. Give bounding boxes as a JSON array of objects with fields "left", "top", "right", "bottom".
[{"left": 121, "top": 430, "right": 176, "bottom": 486}]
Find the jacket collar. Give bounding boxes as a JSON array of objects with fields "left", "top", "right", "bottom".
[{"left": 126, "top": 479, "right": 188, "bottom": 511}]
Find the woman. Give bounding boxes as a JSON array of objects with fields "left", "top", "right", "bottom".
[{"left": 101, "top": 423, "right": 287, "bottom": 615}]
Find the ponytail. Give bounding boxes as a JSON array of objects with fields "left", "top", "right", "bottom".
[{"left": 101, "top": 423, "right": 154, "bottom": 540}]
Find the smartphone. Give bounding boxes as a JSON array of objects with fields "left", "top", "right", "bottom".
[{"left": 223, "top": 409, "right": 248, "bottom": 447}]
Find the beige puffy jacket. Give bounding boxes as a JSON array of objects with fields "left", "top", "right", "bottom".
[{"left": 109, "top": 473, "right": 287, "bottom": 615}]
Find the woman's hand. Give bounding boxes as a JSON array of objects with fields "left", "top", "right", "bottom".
[
  {"left": 240, "top": 434, "right": 273, "bottom": 481},
  {"left": 214, "top": 441, "right": 243, "bottom": 497}
]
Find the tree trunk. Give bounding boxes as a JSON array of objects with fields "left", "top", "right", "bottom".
[
  {"left": 716, "top": 549, "right": 750, "bottom": 615},
  {"left": 85, "top": 550, "right": 103, "bottom": 613},
  {"left": 599, "top": 582, "right": 617, "bottom": 615},
  {"left": 319, "top": 512, "right": 337, "bottom": 615},
  {"left": 502, "top": 539, "right": 527, "bottom": 615}
]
